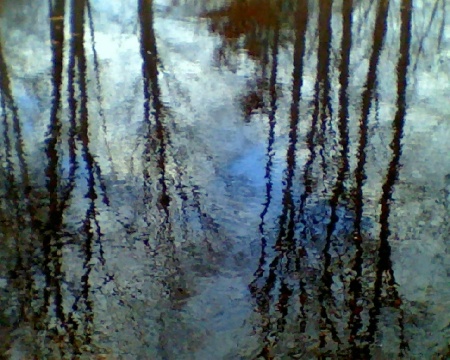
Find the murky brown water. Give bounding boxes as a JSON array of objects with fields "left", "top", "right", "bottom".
[{"left": 0, "top": 0, "right": 449, "bottom": 359}]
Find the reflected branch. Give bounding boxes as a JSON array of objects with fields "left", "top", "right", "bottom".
[
  {"left": 250, "top": 9, "right": 281, "bottom": 298},
  {"left": 351, "top": 0, "right": 390, "bottom": 356},
  {"left": 0, "top": 35, "right": 30, "bottom": 193},
  {"left": 412, "top": 0, "right": 440, "bottom": 72},
  {"left": 138, "top": 1, "right": 186, "bottom": 355},
  {"left": 86, "top": 0, "right": 117, "bottom": 180},
  {"left": 0, "top": 25, "right": 38, "bottom": 326},
  {"left": 41, "top": 0, "right": 67, "bottom": 343},
  {"left": 367, "top": 0, "right": 412, "bottom": 356},
  {"left": 437, "top": 0, "right": 446, "bottom": 52},
  {"left": 309, "top": 0, "right": 344, "bottom": 349},
  {"left": 249, "top": 1, "right": 309, "bottom": 357}
]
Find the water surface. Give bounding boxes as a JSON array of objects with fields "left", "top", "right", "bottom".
[{"left": 0, "top": 0, "right": 449, "bottom": 358}]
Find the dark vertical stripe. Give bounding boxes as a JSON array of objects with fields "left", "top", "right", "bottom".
[
  {"left": 337, "top": 0, "right": 352, "bottom": 185},
  {"left": 86, "top": 0, "right": 116, "bottom": 180},
  {"left": 437, "top": 0, "right": 446, "bottom": 52},
  {"left": 317, "top": 0, "right": 334, "bottom": 285},
  {"left": 366, "top": 0, "right": 412, "bottom": 355},
  {"left": 252, "top": 15, "right": 281, "bottom": 359},
  {"left": 250, "top": 10, "right": 280, "bottom": 298},
  {"left": 63, "top": 0, "right": 79, "bottom": 209},
  {"left": 139, "top": 0, "right": 170, "bottom": 216},
  {"left": 353, "top": 0, "right": 389, "bottom": 260},
  {"left": 330, "top": 0, "right": 363, "bottom": 355},
  {"left": 67, "top": 0, "right": 103, "bottom": 349},
  {"left": 290, "top": 0, "right": 310, "bottom": 341},
  {"left": 43, "top": 0, "right": 67, "bottom": 337},
  {"left": 138, "top": 2, "right": 183, "bottom": 357},
  {"left": 313, "top": 0, "right": 342, "bottom": 350},
  {"left": 351, "top": 2, "right": 390, "bottom": 356},
  {"left": 317, "top": 0, "right": 334, "bottom": 182}
]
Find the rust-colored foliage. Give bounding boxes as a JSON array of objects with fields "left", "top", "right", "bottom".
[
  {"left": 205, "top": 0, "right": 279, "bottom": 37},
  {"left": 202, "top": 0, "right": 282, "bottom": 59}
]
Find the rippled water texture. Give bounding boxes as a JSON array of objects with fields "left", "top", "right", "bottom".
[{"left": 0, "top": 0, "right": 449, "bottom": 358}]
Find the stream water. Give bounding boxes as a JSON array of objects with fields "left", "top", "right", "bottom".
[{"left": 0, "top": 0, "right": 449, "bottom": 359}]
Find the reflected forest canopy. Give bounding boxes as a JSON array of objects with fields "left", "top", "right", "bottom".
[{"left": 0, "top": 0, "right": 449, "bottom": 359}]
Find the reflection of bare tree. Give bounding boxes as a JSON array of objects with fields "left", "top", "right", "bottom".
[
  {"left": 437, "top": 0, "right": 446, "bottom": 52},
  {"left": 64, "top": 0, "right": 109, "bottom": 353},
  {"left": 248, "top": 5, "right": 283, "bottom": 359},
  {"left": 2, "top": 0, "right": 233, "bottom": 355},
  {"left": 239, "top": 0, "right": 415, "bottom": 358},
  {"left": 366, "top": 0, "right": 412, "bottom": 356},
  {"left": 139, "top": 0, "right": 178, "bottom": 356},
  {"left": 349, "top": 0, "right": 392, "bottom": 356},
  {"left": 0, "top": 20, "right": 37, "bottom": 330},
  {"left": 2, "top": 0, "right": 226, "bottom": 355},
  {"left": 41, "top": 0, "right": 67, "bottom": 350},
  {"left": 412, "top": 0, "right": 445, "bottom": 71},
  {"left": 1, "top": 0, "right": 111, "bottom": 356},
  {"left": 248, "top": 1, "right": 310, "bottom": 357},
  {"left": 0, "top": 0, "right": 446, "bottom": 357},
  {"left": 139, "top": 0, "right": 205, "bottom": 357},
  {"left": 86, "top": 0, "right": 117, "bottom": 180},
  {"left": 36, "top": 0, "right": 111, "bottom": 355}
]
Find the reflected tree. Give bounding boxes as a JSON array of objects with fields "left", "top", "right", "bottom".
[
  {"left": 1, "top": 0, "right": 111, "bottom": 356},
  {"left": 0, "top": 0, "right": 447, "bottom": 358},
  {"left": 138, "top": 0, "right": 186, "bottom": 356},
  {"left": 207, "top": 0, "right": 417, "bottom": 358},
  {"left": 0, "top": 11, "right": 37, "bottom": 332}
]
